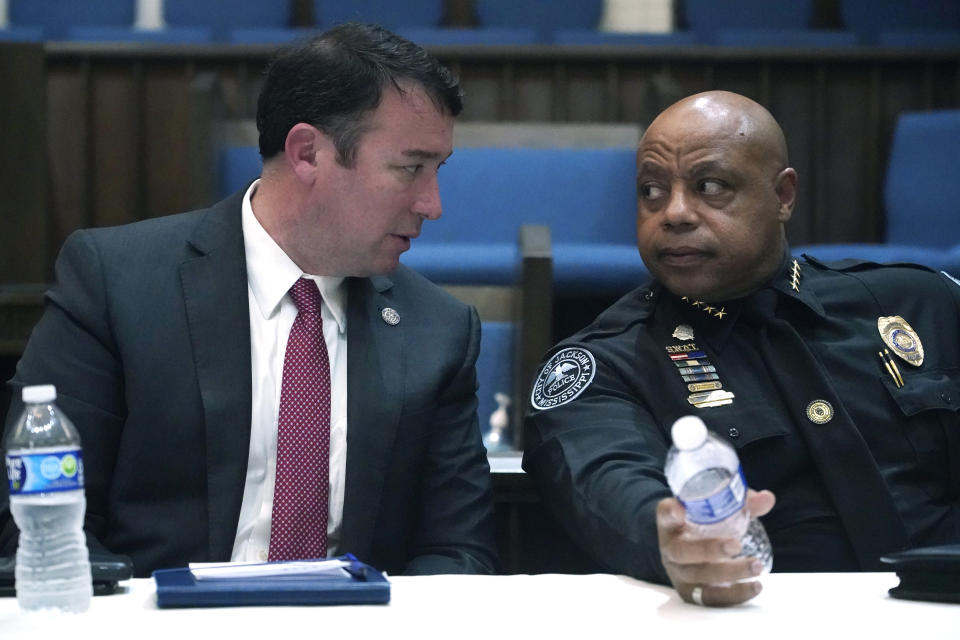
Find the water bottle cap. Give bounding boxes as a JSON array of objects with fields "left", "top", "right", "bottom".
[
  {"left": 22, "top": 384, "right": 57, "bottom": 404},
  {"left": 671, "top": 415, "right": 708, "bottom": 450}
]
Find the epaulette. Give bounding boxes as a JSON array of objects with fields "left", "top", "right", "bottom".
[
  {"left": 801, "top": 254, "right": 938, "bottom": 275},
  {"left": 569, "top": 280, "right": 658, "bottom": 342}
]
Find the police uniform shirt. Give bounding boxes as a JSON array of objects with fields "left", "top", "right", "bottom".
[{"left": 522, "top": 253, "right": 960, "bottom": 583}]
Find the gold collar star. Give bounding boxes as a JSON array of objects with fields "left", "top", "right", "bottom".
[{"left": 680, "top": 296, "right": 727, "bottom": 321}]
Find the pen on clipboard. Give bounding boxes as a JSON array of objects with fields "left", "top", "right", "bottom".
[{"left": 878, "top": 350, "right": 904, "bottom": 388}]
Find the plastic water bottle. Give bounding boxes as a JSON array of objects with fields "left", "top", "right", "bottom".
[
  {"left": 665, "top": 415, "right": 773, "bottom": 573},
  {"left": 4, "top": 384, "right": 92, "bottom": 612}
]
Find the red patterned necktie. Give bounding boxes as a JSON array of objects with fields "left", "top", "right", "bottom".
[{"left": 268, "top": 277, "right": 331, "bottom": 561}]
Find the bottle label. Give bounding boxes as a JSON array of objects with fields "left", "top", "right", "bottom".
[
  {"left": 679, "top": 465, "right": 747, "bottom": 525},
  {"left": 5, "top": 449, "right": 84, "bottom": 495}
]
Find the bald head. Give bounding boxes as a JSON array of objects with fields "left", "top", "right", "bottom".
[
  {"left": 635, "top": 90, "right": 798, "bottom": 301},
  {"left": 643, "top": 90, "right": 789, "bottom": 172}
]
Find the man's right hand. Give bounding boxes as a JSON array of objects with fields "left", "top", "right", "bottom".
[{"left": 656, "top": 489, "right": 776, "bottom": 607}]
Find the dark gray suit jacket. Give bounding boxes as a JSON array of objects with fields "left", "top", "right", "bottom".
[{"left": 1, "top": 189, "right": 497, "bottom": 577}]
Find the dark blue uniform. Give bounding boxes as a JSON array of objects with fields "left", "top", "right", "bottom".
[{"left": 523, "top": 254, "right": 960, "bottom": 583}]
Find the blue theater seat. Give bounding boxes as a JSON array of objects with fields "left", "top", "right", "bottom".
[
  {"left": 396, "top": 27, "right": 539, "bottom": 46},
  {"left": 474, "top": 0, "right": 603, "bottom": 42},
  {"left": 551, "top": 30, "right": 697, "bottom": 46},
  {"left": 66, "top": 26, "right": 213, "bottom": 44},
  {"left": 841, "top": 0, "right": 960, "bottom": 48},
  {"left": 842, "top": 0, "right": 960, "bottom": 28},
  {"left": 402, "top": 146, "right": 645, "bottom": 295},
  {"left": 884, "top": 110, "right": 960, "bottom": 249},
  {"left": 228, "top": 27, "right": 317, "bottom": 45},
  {"left": 0, "top": 26, "right": 43, "bottom": 42},
  {"left": 9, "top": 0, "right": 135, "bottom": 40},
  {"left": 875, "top": 29, "right": 960, "bottom": 49},
  {"left": 683, "top": 0, "right": 864, "bottom": 52},
  {"left": 218, "top": 145, "right": 263, "bottom": 198},
  {"left": 711, "top": 28, "right": 858, "bottom": 48},
  {"left": 314, "top": 0, "right": 444, "bottom": 30},
  {"left": 683, "top": 0, "right": 815, "bottom": 40},
  {"left": 165, "top": 0, "right": 290, "bottom": 41},
  {"left": 795, "top": 109, "right": 960, "bottom": 270}
]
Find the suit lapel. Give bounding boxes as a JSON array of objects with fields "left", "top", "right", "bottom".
[
  {"left": 178, "top": 191, "right": 253, "bottom": 561},
  {"left": 341, "top": 275, "right": 403, "bottom": 557}
]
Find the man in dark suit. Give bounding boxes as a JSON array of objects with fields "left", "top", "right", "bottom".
[{"left": 1, "top": 23, "right": 497, "bottom": 577}]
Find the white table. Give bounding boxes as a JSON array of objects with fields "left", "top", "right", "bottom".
[{"left": 1, "top": 572, "right": 955, "bottom": 639}]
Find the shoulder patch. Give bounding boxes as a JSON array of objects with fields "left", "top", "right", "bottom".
[
  {"left": 941, "top": 271, "right": 960, "bottom": 288},
  {"left": 530, "top": 347, "right": 597, "bottom": 410}
]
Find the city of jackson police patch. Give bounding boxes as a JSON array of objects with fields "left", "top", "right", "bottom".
[{"left": 530, "top": 347, "right": 597, "bottom": 410}]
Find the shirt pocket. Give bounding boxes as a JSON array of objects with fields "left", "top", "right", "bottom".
[
  {"left": 699, "top": 399, "right": 793, "bottom": 450},
  {"left": 881, "top": 366, "right": 960, "bottom": 479},
  {"left": 882, "top": 366, "right": 960, "bottom": 416}
]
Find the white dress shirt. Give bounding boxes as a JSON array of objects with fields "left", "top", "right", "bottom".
[{"left": 231, "top": 180, "right": 349, "bottom": 562}]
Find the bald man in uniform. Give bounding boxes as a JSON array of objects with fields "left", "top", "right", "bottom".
[{"left": 523, "top": 91, "right": 960, "bottom": 606}]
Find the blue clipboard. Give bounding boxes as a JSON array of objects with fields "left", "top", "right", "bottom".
[{"left": 152, "top": 555, "right": 390, "bottom": 608}]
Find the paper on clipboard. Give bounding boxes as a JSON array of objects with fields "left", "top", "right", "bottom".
[{"left": 188, "top": 559, "right": 351, "bottom": 580}]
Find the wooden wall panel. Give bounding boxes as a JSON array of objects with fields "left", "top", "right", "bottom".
[
  {"left": 512, "top": 63, "right": 555, "bottom": 121},
  {"left": 562, "top": 63, "right": 611, "bottom": 122},
  {"left": 455, "top": 61, "right": 504, "bottom": 121},
  {"left": 769, "top": 65, "right": 820, "bottom": 245},
  {"left": 823, "top": 64, "right": 875, "bottom": 242},
  {"left": 45, "top": 64, "right": 90, "bottom": 262},
  {"left": 0, "top": 43, "right": 47, "bottom": 283},
  {"left": 90, "top": 64, "right": 142, "bottom": 228},
  {"left": 709, "top": 61, "right": 762, "bottom": 101},
  {"left": 143, "top": 65, "right": 196, "bottom": 219}
]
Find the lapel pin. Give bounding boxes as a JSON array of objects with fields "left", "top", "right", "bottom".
[
  {"left": 806, "top": 399, "right": 833, "bottom": 424},
  {"left": 381, "top": 307, "right": 400, "bottom": 326}
]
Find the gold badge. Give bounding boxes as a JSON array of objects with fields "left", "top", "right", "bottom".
[
  {"left": 672, "top": 324, "right": 695, "bottom": 341},
  {"left": 806, "top": 399, "right": 833, "bottom": 424},
  {"left": 877, "top": 316, "right": 923, "bottom": 366}
]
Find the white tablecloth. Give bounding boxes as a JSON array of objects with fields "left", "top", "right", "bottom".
[{"left": 1, "top": 572, "right": 956, "bottom": 639}]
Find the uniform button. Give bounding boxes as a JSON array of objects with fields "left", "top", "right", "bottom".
[
  {"left": 728, "top": 427, "right": 740, "bottom": 439},
  {"left": 941, "top": 392, "right": 952, "bottom": 404},
  {"left": 258, "top": 549, "right": 268, "bottom": 562}
]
